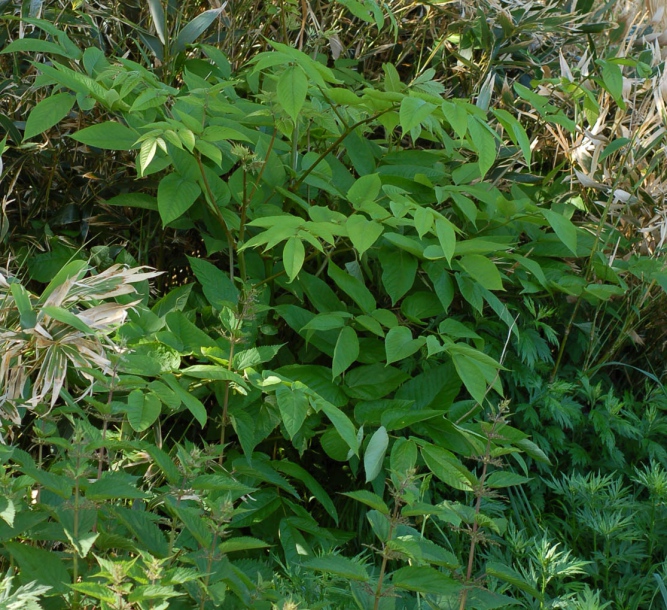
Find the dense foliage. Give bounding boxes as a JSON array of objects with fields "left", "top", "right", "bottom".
[{"left": 1, "top": 0, "right": 667, "bottom": 608}]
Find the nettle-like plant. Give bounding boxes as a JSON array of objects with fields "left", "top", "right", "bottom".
[{"left": 3, "top": 14, "right": 663, "bottom": 608}]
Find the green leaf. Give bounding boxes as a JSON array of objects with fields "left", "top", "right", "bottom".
[
  {"left": 451, "top": 351, "right": 499, "bottom": 405},
  {"left": 2, "top": 38, "right": 70, "bottom": 56},
  {"left": 181, "top": 365, "right": 248, "bottom": 389},
  {"left": 158, "top": 173, "right": 201, "bottom": 226},
  {"left": 597, "top": 59, "right": 623, "bottom": 103},
  {"left": 283, "top": 236, "right": 305, "bottom": 282},
  {"left": 486, "top": 562, "right": 542, "bottom": 599},
  {"left": 273, "top": 460, "right": 338, "bottom": 523},
  {"left": 400, "top": 97, "right": 436, "bottom": 134},
  {"left": 421, "top": 444, "right": 475, "bottom": 491},
  {"left": 347, "top": 173, "right": 382, "bottom": 207},
  {"left": 302, "top": 555, "right": 369, "bottom": 582},
  {"left": 542, "top": 209, "right": 577, "bottom": 255},
  {"left": 346, "top": 215, "right": 383, "bottom": 255},
  {"left": 364, "top": 426, "right": 389, "bottom": 483},
  {"left": 106, "top": 193, "right": 158, "bottom": 210},
  {"left": 332, "top": 326, "right": 359, "bottom": 378},
  {"left": 4, "top": 542, "right": 71, "bottom": 595},
  {"left": 218, "top": 536, "right": 270, "bottom": 553},
  {"left": 70, "top": 121, "right": 139, "bottom": 150},
  {"left": 162, "top": 373, "right": 207, "bottom": 427},
  {"left": 42, "top": 305, "right": 93, "bottom": 334},
  {"left": 486, "top": 471, "right": 531, "bottom": 488},
  {"left": 24, "top": 92, "right": 75, "bottom": 140},
  {"left": 0, "top": 497, "right": 15, "bottom": 527},
  {"left": 11, "top": 283, "right": 36, "bottom": 330},
  {"left": 126, "top": 389, "right": 162, "bottom": 432},
  {"left": 392, "top": 566, "right": 461, "bottom": 596},
  {"left": 188, "top": 256, "right": 238, "bottom": 307},
  {"left": 314, "top": 398, "right": 359, "bottom": 456},
  {"left": 277, "top": 65, "right": 308, "bottom": 122},
  {"left": 86, "top": 473, "right": 151, "bottom": 501},
  {"left": 342, "top": 490, "right": 389, "bottom": 514},
  {"left": 459, "top": 254, "right": 504, "bottom": 291},
  {"left": 390, "top": 438, "right": 418, "bottom": 477},
  {"left": 70, "top": 582, "right": 116, "bottom": 603},
  {"left": 381, "top": 249, "right": 417, "bottom": 304},
  {"left": 276, "top": 385, "right": 309, "bottom": 439},
  {"left": 234, "top": 345, "right": 284, "bottom": 370},
  {"left": 385, "top": 326, "right": 426, "bottom": 364},
  {"left": 441, "top": 100, "right": 469, "bottom": 138},
  {"left": 467, "top": 116, "right": 496, "bottom": 177},
  {"left": 492, "top": 108, "right": 531, "bottom": 165},
  {"left": 113, "top": 506, "right": 170, "bottom": 558},
  {"left": 328, "top": 262, "right": 376, "bottom": 313},
  {"left": 435, "top": 217, "right": 456, "bottom": 263},
  {"left": 173, "top": 7, "right": 224, "bottom": 54}
]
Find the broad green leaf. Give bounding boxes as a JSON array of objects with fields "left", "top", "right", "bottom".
[
  {"left": 2, "top": 39, "right": 70, "bottom": 56},
  {"left": 492, "top": 108, "right": 531, "bottom": 165},
  {"left": 467, "top": 116, "right": 496, "bottom": 177},
  {"left": 452, "top": 353, "right": 488, "bottom": 405},
  {"left": 421, "top": 444, "right": 475, "bottom": 491},
  {"left": 328, "top": 262, "right": 376, "bottom": 313},
  {"left": 4, "top": 542, "right": 71, "bottom": 595},
  {"left": 283, "top": 236, "right": 305, "bottom": 282},
  {"left": 42, "top": 305, "right": 93, "bottom": 334},
  {"left": 314, "top": 398, "right": 359, "bottom": 455},
  {"left": 106, "top": 193, "right": 158, "bottom": 210},
  {"left": 70, "top": 582, "right": 116, "bottom": 603},
  {"left": 400, "top": 97, "right": 436, "bottom": 133},
  {"left": 181, "top": 365, "right": 248, "bottom": 389},
  {"left": 165, "top": 311, "right": 217, "bottom": 354},
  {"left": 390, "top": 438, "right": 418, "bottom": 477},
  {"left": 381, "top": 408, "right": 444, "bottom": 432},
  {"left": 597, "top": 59, "right": 623, "bottom": 103},
  {"left": 24, "top": 92, "right": 75, "bottom": 140},
  {"left": 542, "top": 209, "right": 577, "bottom": 255},
  {"left": 364, "top": 426, "right": 389, "bottom": 483},
  {"left": 441, "top": 100, "right": 469, "bottom": 138},
  {"left": 0, "top": 497, "right": 15, "bottom": 527},
  {"left": 86, "top": 473, "right": 151, "bottom": 501},
  {"left": 486, "top": 471, "right": 531, "bottom": 488},
  {"left": 347, "top": 173, "right": 382, "bottom": 207},
  {"left": 70, "top": 121, "right": 139, "bottom": 150},
  {"left": 332, "top": 326, "right": 359, "bottom": 378},
  {"left": 157, "top": 173, "right": 201, "bottom": 226},
  {"left": 385, "top": 326, "right": 426, "bottom": 364},
  {"left": 277, "top": 65, "right": 308, "bottom": 122},
  {"left": 173, "top": 7, "right": 224, "bottom": 53},
  {"left": 302, "top": 555, "right": 369, "bottom": 582},
  {"left": 346, "top": 215, "right": 383, "bottom": 255},
  {"left": 273, "top": 460, "right": 339, "bottom": 523},
  {"left": 381, "top": 249, "right": 417, "bottom": 305},
  {"left": 388, "top": 537, "right": 459, "bottom": 569},
  {"left": 188, "top": 256, "right": 238, "bottom": 307},
  {"left": 435, "top": 217, "right": 456, "bottom": 263},
  {"left": 392, "top": 566, "right": 461, "bottom": 596},
  {"left": 459, "top": 254, "right": 504, "bottom": 291},
  {"left": 147, "top": 0, "right": 166, "bottom": 44},
  {"left": 162, "top": 373, "right": 207, "bottom": 427},
  {"left": 11, "top": 283, "right": 36, "bottom": 329},
  {"left": 233, "top": 345, "right": 284, "bottom": 370},
  {"left": 112, "top": 506, "right": 170, "bottom": 558},
  {"left": 486, "top": 562, "right": 542, "bottom": 599},
  {"left": 218, "top": 536, "right": 270, "bottom": 553},
  {"left": 126, "top": 389, "right": 161, "bottom": 432},
  {"left": 276, "top": 385, "right": 309, "bottom": 439},
  {"left": 342, "top": 490, "right": 389, "bottom": 514}
]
